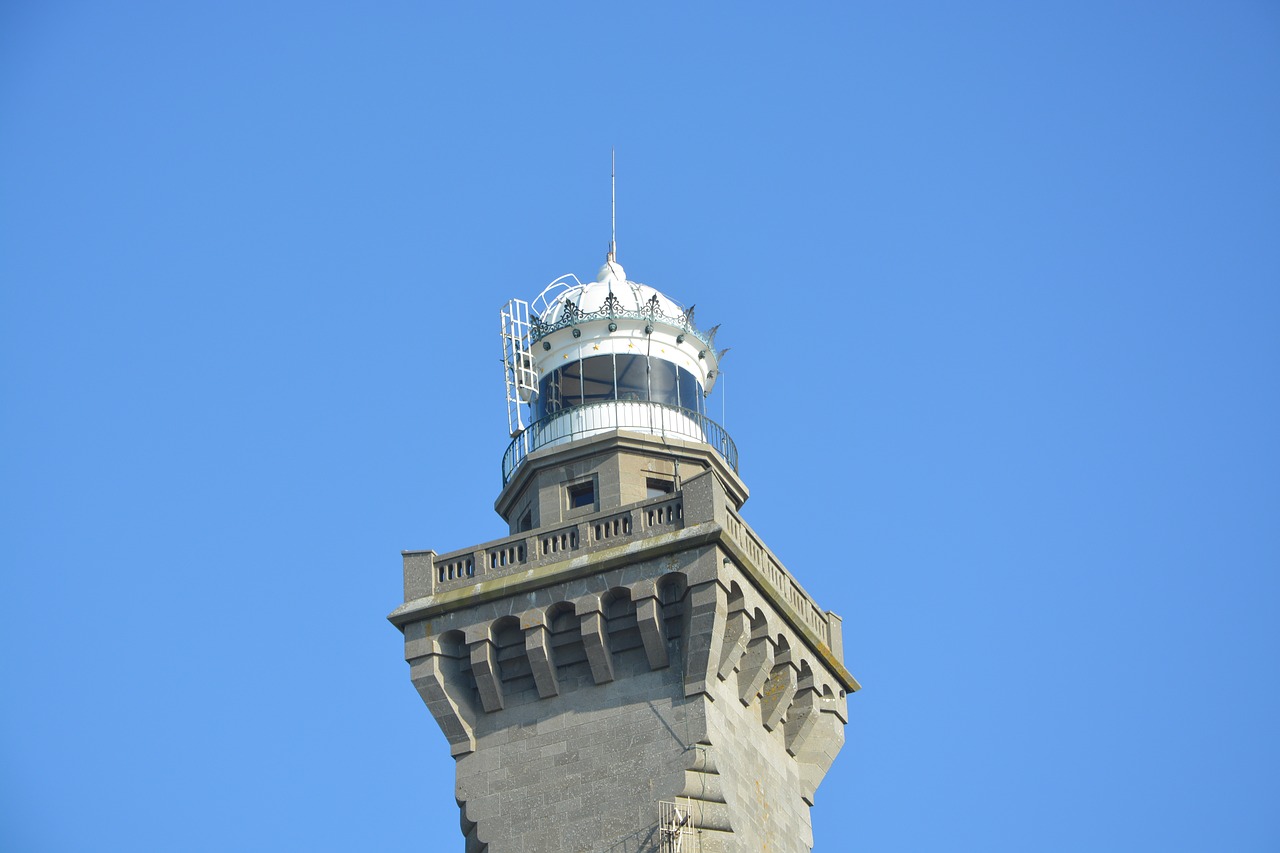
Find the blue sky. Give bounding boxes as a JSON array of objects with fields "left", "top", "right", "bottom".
[{"left": 2, "top": 3, "right": 1277, "bottom": 850}]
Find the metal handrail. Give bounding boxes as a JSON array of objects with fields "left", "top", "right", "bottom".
[{"left": 502, "top": 400, "right": 737, "bottom": 484}]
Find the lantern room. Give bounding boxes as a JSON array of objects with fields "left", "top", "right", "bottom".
[{"left": 500, "top": 256, "right": 733, "bottom": 486}]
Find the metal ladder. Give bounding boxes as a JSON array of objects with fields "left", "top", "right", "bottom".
[{"left": 500, "top": 298, "right": 535, "bottom": 437}]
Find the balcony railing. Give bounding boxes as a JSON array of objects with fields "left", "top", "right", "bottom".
[
  {"left": 502, "top": 400, "right": 737, "bottom": 485},
  {"left": 419, "top": 492, "right": 688, "bottom": 595}
]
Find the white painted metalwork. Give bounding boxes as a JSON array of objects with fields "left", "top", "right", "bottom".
[
  {"left": 658, "top": 800, "right": 698, "bottom": 853},
  {"left": 499, "top": 298, "right": 536, "bottom": 437},
  {"left": 530, "top": 272, "right": 585, "bottom": 321}
]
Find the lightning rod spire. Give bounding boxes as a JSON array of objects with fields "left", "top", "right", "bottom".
[{"left": 609, "top": 148, "right": 616, "bottom": 263}]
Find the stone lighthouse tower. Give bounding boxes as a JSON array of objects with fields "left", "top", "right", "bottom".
[{"left": 389, "top": 246, "right": 858, "bottom": 852}]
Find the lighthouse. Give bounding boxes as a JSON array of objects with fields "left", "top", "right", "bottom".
[{"left": 391, "top": 247, "right": 857, "bottom": 852}]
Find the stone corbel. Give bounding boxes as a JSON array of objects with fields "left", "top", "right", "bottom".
[
  {"left": 760, "top": 651, "right": 799, "bottom": 732},
  {"left": 409, "top": 653, "right": 476, "bottom": 757},
  {"left": 458, "top": 796, "right": 489, "bottom": 853},
  {"left": 631, "top": 579, "right": 669, "bottom": 671},
  {"left": 575, "top": 595, "right": 615, "bottom": 684},
  {"left": 403, "top": 621, "right": 476, "bottom": 757},
  {"left": 679, "top": 744, "right": 734, "bottom": 833},
  {"left": 736, "top": 629, "right": 775, "bottom": 707},
  {"left": 783, "top": 685, "right": 820, "bottom": 758},
  {"left": 798, "top": 711, "right": 846, "bottom": 806},
  {"left": 520, "top": 609, "right": 560, "bottom": 699},
  {"left": 682, "top": 576, "right": 730, "bottom": 699},
  {"left": 465, "top": 625, "right": 504, "bottom": 713},
  {"left": 716, "top": 607, "right": 751, "bottom": 681}
]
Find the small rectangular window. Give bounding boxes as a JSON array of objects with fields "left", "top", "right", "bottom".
[
  {"left": 568, "top": 482, "right": 595, "bottom": 509},
  {"left": 646, "top": 478, "right": 674, "bottom": 499},
  {"left": 517, "top": 509, "right": 533, "bottom": 533}
]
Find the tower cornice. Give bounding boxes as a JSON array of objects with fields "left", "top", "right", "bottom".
[{"left": 393, "top": 470, "right": 859, "bottom": 693}]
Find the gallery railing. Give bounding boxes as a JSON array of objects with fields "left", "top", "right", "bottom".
[{"left": 502, "top": 400, "right": 737, "bottom": 484}]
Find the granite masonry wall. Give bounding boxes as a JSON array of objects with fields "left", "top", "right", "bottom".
[{"left": 391, "top": 449, "right": 856, "bottom": 852}]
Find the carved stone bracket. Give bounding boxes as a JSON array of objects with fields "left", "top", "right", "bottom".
[
  {"left": 523, "top": 624, "right": 560, "bottom": 698},
  {"left": 682, "top": 579, "right": 729, "bottom": 698},
  {"left": 716, "top": 608, "right": 751, "bottom": 682},
  {"left": 678, "top": 742, "right": 734, "bottom": 833},
  {"left": 632, "top": 580, "right": 670, "bottom": 671},
  {"left": 409, "top": 652, "right": 477, "bottom": 757},
  {"left": 468, "top": 638, "right": 504, "bottom": 713},
  {"left": 783, "top": 686, "right": 820, "bottom": 758},
  {"left": 736, "top": 631, "right": 775, "bottom": 707},
  {"left": 576, "top": 596, "right": 615, "bottom": 685},
  {"left": 761, "top": 660, "right": 799, "bottom": 732}
]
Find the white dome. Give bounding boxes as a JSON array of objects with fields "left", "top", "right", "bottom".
[{"left": 596, "top": 259, "right": 625, "bottom": 283}]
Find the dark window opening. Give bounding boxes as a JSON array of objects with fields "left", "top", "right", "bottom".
[
  {"left": 568, "top": 482, "right": 595, "bottom": 509},
  {"left": 646, "top": 478, "right": 675, "bottom": 499},
  {"left": 516, "top": 509, "right": 533, "bottom": 533}
]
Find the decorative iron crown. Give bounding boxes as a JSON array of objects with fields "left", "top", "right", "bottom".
[{"left": 530, "top": 291, "right": 718, "bottom": 350}]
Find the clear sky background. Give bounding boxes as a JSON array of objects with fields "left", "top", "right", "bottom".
[{"left": 2, "top": 3, "right": 1277, "bottom": 851}]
